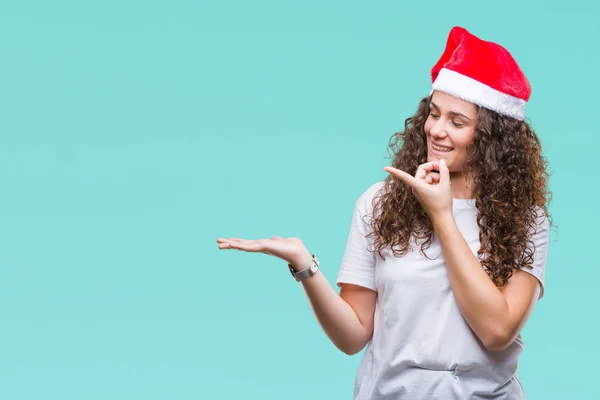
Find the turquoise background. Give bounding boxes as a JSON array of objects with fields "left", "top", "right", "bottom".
[{"left": 0, "top": 0, "right": 597, "bottom": 399}]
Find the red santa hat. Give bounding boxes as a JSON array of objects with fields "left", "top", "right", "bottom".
[{"left": 431, "top": 27, "right": 531, "bottom": 120}]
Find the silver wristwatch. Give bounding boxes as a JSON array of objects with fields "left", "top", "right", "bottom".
[{"left": 288, "top": 254, "right": 320, "bottom": 282}]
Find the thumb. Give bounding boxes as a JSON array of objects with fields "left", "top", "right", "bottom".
[{"left": 440, "top": 159, "right": 451, "bottom": 186}]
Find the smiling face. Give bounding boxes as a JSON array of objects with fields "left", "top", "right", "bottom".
[{"left": 424, "top": 91, "right": 478, "bottom": 173}]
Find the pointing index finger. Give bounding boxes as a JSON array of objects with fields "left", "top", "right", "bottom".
[{"left": 384, "top": 166, "right": 418, "bottom": 188}]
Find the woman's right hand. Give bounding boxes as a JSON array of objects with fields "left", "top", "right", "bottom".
[{"left": 216, "top": 236, "right": 312, "bottom": 271}]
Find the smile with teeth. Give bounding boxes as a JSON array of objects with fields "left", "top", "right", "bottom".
[{"left": 432, "top": 144, "right": 454, "bottom": 152}]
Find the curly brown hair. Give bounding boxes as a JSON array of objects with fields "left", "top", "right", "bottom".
[{"left": 367, "top": 95, "right": 552, "bottom": 287}]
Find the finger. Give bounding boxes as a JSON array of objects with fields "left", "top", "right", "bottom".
[
  {"left": 225, "top": 239, "right": 266, "bottom": 252},
  {"left": 425, "top": 171, "right": 440, "bottom": 184},
  {"left": 439, "top": 159, "right": 451, "bottom": 186},
  {"left": 415, "top": 161, "right": 441, "bottom": 180},
  {"left": 271, "top": 236, "right": 284, "bottom": 240},
  {"left": 217, "top": 238, "right": 257, "bottom": 247},
  {"left": 384, "top": 166, "right": 419, "bottom": 189},
  {"left": 217, "top": 237, "right": 246, "bottom": 243}
]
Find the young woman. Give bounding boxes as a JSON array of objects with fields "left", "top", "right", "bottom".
[{"left": 217, "top": 26, "right": 551, "bottom": 399}]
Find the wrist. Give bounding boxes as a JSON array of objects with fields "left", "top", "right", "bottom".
[
  {"left": 431, "top": 210, "right": 455, "bottom": 228},
  {"left": 289, "top": 250, "right": 314, "bottom": 272}
]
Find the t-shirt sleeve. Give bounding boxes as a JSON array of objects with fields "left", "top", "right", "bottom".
[
  {"left": 335, "top": 184, "right": 380, "bottom": 292},
  {"left": 519, "top": 209, "right": 550, "bottom": 299}
]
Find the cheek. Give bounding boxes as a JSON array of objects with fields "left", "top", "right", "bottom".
[
  {"left": 423, "top": 119, "right": 433, "bottom": 136},
  {"left": 451, "top": 129, "right": 475, "bottom": 150}
]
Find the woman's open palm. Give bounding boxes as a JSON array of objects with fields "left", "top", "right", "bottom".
[{"left": 216, "top": 236, "right": 307, "bottom": 267}]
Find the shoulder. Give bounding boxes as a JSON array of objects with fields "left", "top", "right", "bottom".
[{"left": 531, "top": 206, "right": 550, "bottom": 234}]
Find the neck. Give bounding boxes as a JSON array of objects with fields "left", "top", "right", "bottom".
[{"left": 450, "top": 171, "right": 474, "bottom": 199}]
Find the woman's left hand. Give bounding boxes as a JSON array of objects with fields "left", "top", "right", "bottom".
[{"left": 384, "top": 159, "right": 453, "bottom": 222}]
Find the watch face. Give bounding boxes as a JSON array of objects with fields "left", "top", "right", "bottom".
[{"left": 310, "top": 264, "right": 318, "bottom": 273}]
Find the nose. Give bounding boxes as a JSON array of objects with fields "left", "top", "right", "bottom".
[{"left": 429, "top": 118, "right": 447, "bottom": 140}]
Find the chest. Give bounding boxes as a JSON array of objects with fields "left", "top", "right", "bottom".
[{"left": 374, "top": 211, "right": 482, "bottom": 300}]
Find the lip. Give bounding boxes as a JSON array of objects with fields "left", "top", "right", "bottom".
[{"left": 430, "top": 143, "right": 454, "bottom": 156}]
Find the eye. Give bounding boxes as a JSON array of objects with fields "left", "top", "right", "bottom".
[
  {"left": 452, "top": 120, "right": 464, "bottom": 128},
  {"left": 429, "top": 112, "right": 440, "bottom": 119}
]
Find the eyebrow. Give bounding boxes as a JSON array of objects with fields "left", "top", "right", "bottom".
[{"left": 430, "top": 101, "right": 473, "bottom": 121}]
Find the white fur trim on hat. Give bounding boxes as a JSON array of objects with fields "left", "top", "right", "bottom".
[{"left": 432, "top": 68, "right": 527, "bottom": 120}]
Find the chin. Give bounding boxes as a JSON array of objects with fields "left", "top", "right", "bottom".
[
  {"left": 428, "top": 153, "right": 443, "bottom": 162},
  {"left": 428, "top": 153, "right": 451, "bottom": 168}
]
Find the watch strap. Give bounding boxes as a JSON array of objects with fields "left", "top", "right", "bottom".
[{"left": 288, "top": 255, "right": 320, "bottom": 282}]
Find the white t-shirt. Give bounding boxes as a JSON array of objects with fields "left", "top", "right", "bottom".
[{"left": 336, "top": 181, "right": 549, "bottom": 400}]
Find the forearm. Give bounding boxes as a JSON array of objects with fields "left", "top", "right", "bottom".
[
  {"left": 290, "top": 252, "right": 371, "bottom": 355},
  {"left": 432, "top": 213, "right": 510, "bottom": 350}
]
